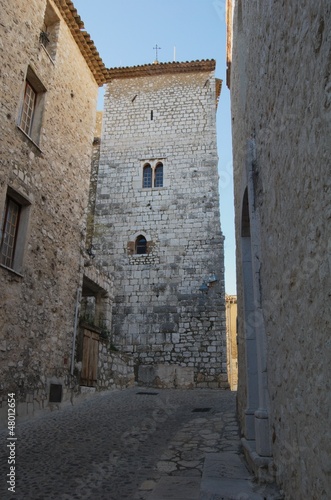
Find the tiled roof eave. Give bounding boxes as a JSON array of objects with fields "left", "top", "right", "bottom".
[
  {"left": 106, "top": 59, "right": 216, "bottom": 80},
  {"left": 215, "top": 78, "right": 222, "bottom": 109},
  {"left": 54, "top": 0, "right": 108, "bottom": 86}
]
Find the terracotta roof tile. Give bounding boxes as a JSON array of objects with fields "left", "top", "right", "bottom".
[
  {"left": 54, "top": 0, "right": 108, "bottom": 86},
  {"left": 107, "top": 59, "right": 216, "bottom": 79}
]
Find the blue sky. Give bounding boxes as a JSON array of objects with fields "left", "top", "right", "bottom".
[{"left": 74, "top": 0, "right": 236, "bottom": 295}]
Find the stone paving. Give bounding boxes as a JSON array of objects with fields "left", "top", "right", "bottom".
[{"left": 0, "top": 388, "right": 283, "bottom": 499}]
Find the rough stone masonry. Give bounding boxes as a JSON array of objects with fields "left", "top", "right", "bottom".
[
  {"left": 0, "top": 0, "right": 107, "bottom": 424},
  {"left": 93, "top": 60, "right": 228, "bottom": 388}
]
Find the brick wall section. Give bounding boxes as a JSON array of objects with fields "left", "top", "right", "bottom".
[
  {"left": 0, "top": 0, "right": 99, "bottom": 418},
  {"left": 93, "top": 64, "right": 227, "bottom": 388},
  {"left": 230, "top": 1, "right": 331, "bottom": 497}
]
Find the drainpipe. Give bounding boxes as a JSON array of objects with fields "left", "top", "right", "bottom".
[{"left": 71, "top": 287, "right": 81, "bottom": 375}]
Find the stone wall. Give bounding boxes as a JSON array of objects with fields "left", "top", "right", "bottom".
[
  {"left": 93, "top": 63, "right": 228, "bottom": 388},
  {"left": 229, "top": 1, "right": 331, "bottom": 497},
  {"left": 98, "top": 344, "right": 135, "bottom": 390},
  {"left": 0, "top": 0, "right": 100, "bottom": 423}
]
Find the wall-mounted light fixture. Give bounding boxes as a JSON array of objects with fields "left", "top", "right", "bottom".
[
  {"left": 199, "top": 282, "right": 209, "bottom": 293},
  {"left": 87, "top": 244, "right": 96, "bottom": 259},
  {"left": 199, "top": 273, "right": 218, "bottom": 293},
  {"left": 39, "top": 31, "right": 50, "bottom": 49}
]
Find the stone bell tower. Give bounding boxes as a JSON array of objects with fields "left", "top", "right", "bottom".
[{"left": 93, "top": 59, "right": 227, "bottom": 388}]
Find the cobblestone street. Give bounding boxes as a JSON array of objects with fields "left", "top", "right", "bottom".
[{"left": 0, "top": 388, "right": 281, "bottom": 500}]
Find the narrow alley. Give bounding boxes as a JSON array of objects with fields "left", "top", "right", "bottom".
[{"left": 0, "top": 388, "right": 281, "bottom": 500}]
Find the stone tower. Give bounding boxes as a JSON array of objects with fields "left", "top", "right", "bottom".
[{"left": 94, "top": 60, "right": 227, "bottom": 388}]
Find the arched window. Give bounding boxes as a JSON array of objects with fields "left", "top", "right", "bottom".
[
  {"left": 135, "top": 235, "right": 147, "bottom": 254},
  {"left": 154, "top": 162, "right": 163, "bottom": 188},
  {"left": 143, "top": 164, "right": 152, "bottom": 188}
]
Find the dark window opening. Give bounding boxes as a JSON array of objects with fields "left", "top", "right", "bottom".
[
  {"left": 151, "top": 110, "right": 153, "bottom": 120},
  {"left": 143, "top": 164, "right": 152, "bottom": 188},
  {"left": 49, "top": 383, "right": 62, "bottom": 403},
  {"left": 154, "top": 163, "right": 163, "bottom": 188},
  {"left": 135, "top": 235, "right": 147, "bottom": 254},
  {"left": 192, "top": 408, "right": 212, "bottom": 413},
  {"left": 241, "top": 188, "right": 250, "bottom": 237}
]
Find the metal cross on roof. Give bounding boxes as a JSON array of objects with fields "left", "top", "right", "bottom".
[{"left": 153, "top": 44, "right": 161, "bottom": 62}]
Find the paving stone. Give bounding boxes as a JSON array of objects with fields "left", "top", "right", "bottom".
[
  {"left": 139, "top": 480, "right": 157, "bottom": 491},
  {"left": 149, "top": 477, "right": 201, "bottom": 500},
  {"left": 178, "top": 460, "right": 201, "bottom": 468},
  {"left": 0, "top": 387, "right": 282, "bottom": 499},
  {"left": 157, "top": 461, "right": 178, "bottom": 473},
  {"left": 200, "top": 478, "right": 264, "bottom": 500},
  {"left": 202, "top": 453, "right": 251, "bottom": 480}
]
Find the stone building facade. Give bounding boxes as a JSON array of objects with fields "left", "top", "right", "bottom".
[
  {"left": 0, "top": 0, "right": 130, "bottom": 425},
  {"left": 227, "top": 1, "right": 331, "bottom": 498},
  {"left": 93, "top": 61, "right": 228, "bottom": 388}
]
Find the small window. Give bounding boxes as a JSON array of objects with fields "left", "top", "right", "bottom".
[
  {"left": 135, "top": 235, "right": 147, "bottom": 254},
  {"left": 143, "top": 164, "right": 152, "bottom": 188},
  {"left": 18, "top": 67, "right": 46, "bottom": 145},
  {"left": 20, "top": 82, "right": 36, "bottom": 137},
  {"left": 154, "top": 163, "right": 163, "bottom": 188},
  {"left": 0, "top": 197, "right": 20, "bottom": 268},
  {"left": 40, "top": 1, "right": 60, "bottom": 61},
  {"left": 0, "top": 188, "right": 31, "bottom": 273}
]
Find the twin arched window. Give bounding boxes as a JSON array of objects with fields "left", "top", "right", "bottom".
[{"left": 143, "top": 162, "right": 163, "bottom": 188}]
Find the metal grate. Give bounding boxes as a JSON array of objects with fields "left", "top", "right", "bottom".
[
  {"left": 192, "top": 408, "right": 211, "bottom": 413},
  {"left": 49, "top": 383, "right": 62, "bottom": 403},
  {"left": 136, "top": 392, "right": 159, "bottom": 396}
]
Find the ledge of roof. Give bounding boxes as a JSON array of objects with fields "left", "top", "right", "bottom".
[
  {"left": 107, "top": 59, "right": 216, "bottom": 80},
  {"left": 216, "top": 78, "right": 222, "bottom": 109},
  {"left": 54, "top": 0, "right": 108, "bottom": 86}
]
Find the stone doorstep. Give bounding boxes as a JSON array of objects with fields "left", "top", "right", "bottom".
[
  {"left": 148, "top": 476, "right": 201, "bottom": 500},
  {"left": 202, "top": 452, "right": 252, "bottom": 480},
  {"left": 200, "top": 478, "right": 264, "bottom": 500},
  {"left": 79, "top": 385, "right": 96, "bottom": 394},
  {"left": 200, "top": 451, "right": 264, "bottom": 500},
  {"left": 241, "top": 438, "right": 274, "bottom": 482}
]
